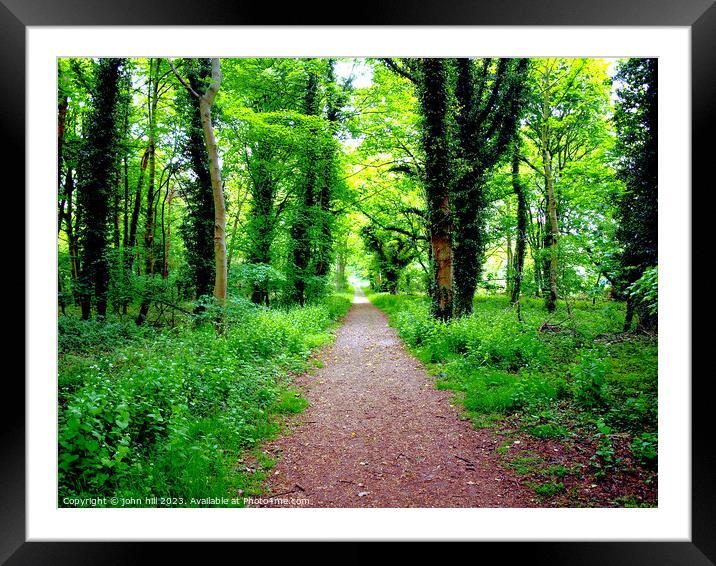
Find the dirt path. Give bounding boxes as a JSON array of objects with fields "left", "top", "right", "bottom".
[{"left": 258, "top": 288, "right": 535, "bottom": 507}]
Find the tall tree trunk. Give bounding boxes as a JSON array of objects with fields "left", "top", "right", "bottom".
[
  {"left": 113, "top": 169, "right": 121, "bottom": 249},
  {"left": 289, "top": 66, "right": 321, "bottom": 306},
  {"left": 419, "top": 58, "right": 454, "bottom": 321},
  {"left": 314, "top": 59, "right": 342, "bottom": 279},
  {"left": 126, "top": 149, "right": 148, "bottom": 256},
  {"left": 123, "top": 156, "right": 129, "bottom": 246},
  {"left": 78, "top": 58, "right": 124, "bottom": 319},
  {"left": 123, "top": 147, "right": 149, "bottom": 314},
  {"left": 162, "top": 187, "right": 174, "bottom": 279},
  {"left": 138, "top": 59, "right": 160, "bottom": 324},
  {"left": 63, "top": 168, "right": 80, "bottom": 292},
  {"left": 246, "top": 150, "right": 276, "bottom": 305},
  {"left": 511, "top": 140, "right": 528, "bottom": 307},
  {"left": 541, "top": 99, "right": 559, "bottom": 313},
  {"left": 505, "top": 230, "right": 513, "bottom": 296},
  {"left": 58, "top": 93, "right": 70, "bottom": 311},
  {"left": 198, "top": 58, "right": 227, "bottom": 303}
]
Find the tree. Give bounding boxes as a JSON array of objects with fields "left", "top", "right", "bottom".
[
  {"left": 522, "top": 58, "right": 611, "bottom": 312},
  {"left": 76, "top": 58, "right": 125, "bottom": 319},
  {"left": 314, "top": 59, "right": 349, "bottom": 278},
  {"left": 510, "top": 137, "right": 528, "bottom": 313},
  {"left": 57, "top": 59, "right": 88, "bottom": 308},
  {"left": 411, "top": 58, "right": 455, "bottom": 321},
  {"left": 451, "top": 57, "right": 528, "bottom": 317},
  {"left": 175, "top": 59, "right": 215, "bottom": 302},
  {"left": 383, "top": 57, "right": 527, "bottom": 319},
  {"left": 137, "top": 58, "right": 168, "bottom": 323},
  {"left": 170, "top": 58, "right": 227, "bottom": 303},
  {"left": 360, "top": 223, "right": 416, "bottom": 293},
  {"left": 287, "top": 65, "right": 321, "bottom": 306},
  {"left": 613, "top": 58, "right": 658, "bottom": 332},
  {"left": 286, "top": 60, "right": 345, "bottom": 306}
]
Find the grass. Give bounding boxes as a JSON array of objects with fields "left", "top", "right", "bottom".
[
  {"left": 58, "top": 290, "right": 352, "bottom": 507},
  {"left": 367, "top": 289, "right": 658, "bottom": 503},
  {"left": 531, "top": 481, "right": 567, "bottom": 497}
]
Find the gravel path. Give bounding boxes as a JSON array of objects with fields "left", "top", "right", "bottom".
[{"left": 258, "top": 288, "right": 535, "bottom": 507}]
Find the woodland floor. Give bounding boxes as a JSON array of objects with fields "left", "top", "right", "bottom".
[{"left": 256, "top": 288, "right": 537, "bottom": 508}]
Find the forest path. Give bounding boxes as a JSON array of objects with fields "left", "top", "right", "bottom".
[{"left": 258, "top": 287, "right": 535, "bottom": 507}]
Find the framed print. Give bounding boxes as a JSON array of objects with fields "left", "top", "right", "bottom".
[{"left": 6, "top": 0, "right": 714, "bottom": 561}]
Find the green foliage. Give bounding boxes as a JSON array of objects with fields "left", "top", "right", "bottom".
[
  {"left": 627, "top": 266, "right": 658, "bottom": 316},
  {"left": 532, "top": 481, "right": 566, "bottom": 496},
  {"left": 57, "top": 56, "right": 658, "bottom": 507},
  {"left": 372, "top": 293, "right": 549, "bottom": 371},
  {"left": 58, "top": 292, "right": 350, "bottom": 505},
  {"left": 613, "top": 59, "right": 658, "bottom": 283},
  {"left": 630, "top": 432, "right": 658, "bottom": 468},
  {"left": 591, "top": 420, "right": 619, "bottom": 479},
  {"left": 58, "top": 316, "right": 150, "bottom": 356},
  {"left": 231, "top": 263, "right": 286, "bottom": 300},
  {"left": 571, "top": 350, "right": 609, "bottom": 409},
  {"left": 361, "top": 223, "right": 417, "bottom": 294},
  {"left": 528, "top": 423, "right": 568, "bottom": 439}
]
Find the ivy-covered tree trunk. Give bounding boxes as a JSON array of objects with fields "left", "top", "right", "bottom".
[
  {"left": 288, "top": 67, "right": 321, "bottom": 306},
  {"left": 77, "top": 58, "right": 124, "bottom": 319},
  {"left": 452, "top": 58, "right": 529, "bottom": 317},
  {"left": 175, "top": 59, "right": 215, "bottom": 301},
  {"left": 614, "top": 58, "right": 658, "bottom": 334},
  {"left": 418, "top": 58, "right": 454, "bottom": 321},
  {"left": 542, "top": 139, "right": 559, "bottom": 313},
  {"left": 289, "top": 153, "right": 317, "bottom": 306},
  {"left": 246, "top": 145, "right": 276, "bottom": 306},
  {"left": 451, "top": 170, "right": 485, "bottom": 317},
  {"left": 314, "top": 60, "right": 344, "bottom": 279},
  {"left": 63, "top": 168, "right": 80, "bottom": 295},
  {"left": 511, "top": 139, "right": 528, "bottom": 307}
]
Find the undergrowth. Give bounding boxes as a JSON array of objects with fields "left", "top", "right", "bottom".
[
  {"left": 368, "top": 290, "right": 658, "bottom": 482},
  {"left": 58, "top": 291, "right": 352, "bottom": 507}
]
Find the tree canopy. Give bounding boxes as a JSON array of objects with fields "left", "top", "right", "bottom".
[{"left": 58, "top": 56, "right": 656, "bottom": 325}]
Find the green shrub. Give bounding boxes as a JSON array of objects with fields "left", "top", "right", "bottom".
[
  {"left": 591, "top": 420, "right": 619, "bottom": 479},
  {"left": 607, "top": 392, "right": 657, "bottom": 433},
  {"left": 58, "top": 292, "right": 349, "bottom": 505},
  {"left": 58, "top": 316, "right": 149, "bottom": 355},
  {"left": 572, "top": 351, "right": 609, "bottom": 409},
  {"left": 511, "top": 373, "right": 565, "bottom": 409},
  {"left": 627, "top": 266, "right": 658, "bottom": 317},
  {"left": 630, "top": 432, "right": 658, "bottom": 467}
]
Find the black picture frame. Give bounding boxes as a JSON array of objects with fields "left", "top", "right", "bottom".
[{"left": 6, "top": 0, "right": 712, "bottom": 561}]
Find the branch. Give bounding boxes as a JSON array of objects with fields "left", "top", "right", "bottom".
[
  {"left": 167, "top": 58, "right": 200, "bottom": 98},
  {"left": 359, "top": 206, "right": 427, "bottom": 242},
  {"left": 381, "top": 58, "right": 418, "bottom": 84},
  {"left": 519, "top": 155, "right": 542, "bottom": 175}
]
